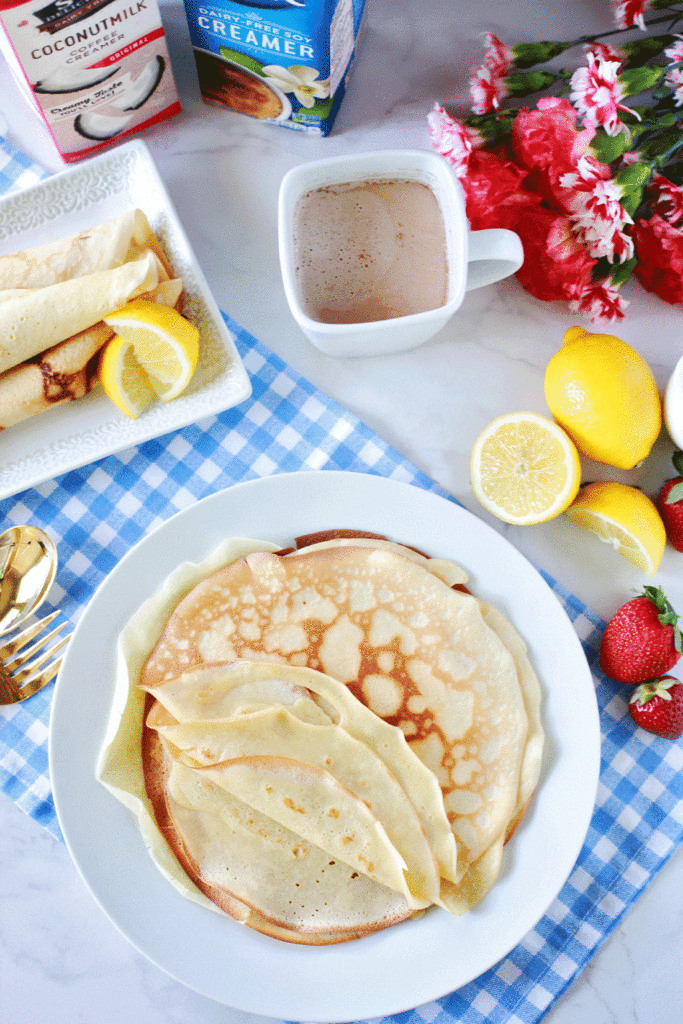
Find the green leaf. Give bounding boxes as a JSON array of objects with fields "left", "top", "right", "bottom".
[
  {"left": 504, "top": 70, "right": 557, "bottom": 97},
  {"left": 622, "top": 35, "right": 677, "bottom": 67},
  {"left": 672, "top": 450, "right": 683, "bottom": 477},
  {"left": 615, "top": 161, "right": 653, "bottom": 215},
  {"left": 620, "top": 66, "right": 666, "bottom": 97},
  {"left": 590, "top": 128, "right": 632, "bottom": 164},
  {"left": 218, "top": 47, "right": 264, "bottom": 75},
  {"left": 511, "top": 40, "right": 572, "bottom": 68},
  {"left": 609, "top": 256, "right": 637, "bottom": 288},
  {"left": 639, "top": 127, "right": 683, "bottom": 164}
]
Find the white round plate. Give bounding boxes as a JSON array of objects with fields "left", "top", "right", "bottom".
[{"left": 50, "top": 471, "right": 600, "bottom": 1023}]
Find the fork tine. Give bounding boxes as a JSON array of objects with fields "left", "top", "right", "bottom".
[
  {"left": 0, "top": 610, "right": 60, "bottom": 659},
  {"left": 10, "top": 631, "right": 71, "bottom": 684},
  {"left": 8, "top": 654, "right": 64, "bottom": 703},
  {"left": 4, "top": 619, "right": 69, "bottom": 673}
]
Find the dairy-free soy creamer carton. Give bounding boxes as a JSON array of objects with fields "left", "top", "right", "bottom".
[
  {"left": 0, "top": 0, "right": 181, "bottom": 163},
  {"left": 183, "top": 0, "right": 366, "bottom": 135}
]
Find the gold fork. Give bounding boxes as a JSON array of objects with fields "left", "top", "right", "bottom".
[{"left": 0, "top": 610, "right": 71, "bottom": 705}]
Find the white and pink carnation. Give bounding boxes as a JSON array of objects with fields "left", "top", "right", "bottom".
[
  {"left": 427, "top": 103, "right": 482, "bottom": 177},
  {"left": 569, "top": 279, "right": 629, "bottom": 323},
  {"left": 665, "top": 68, "right": 683, "bottom": 106},
  {"left": 561, "top": 156, "right": 634, "bottom": 263},
  {"left": 649, "top": 173, "right": 683, "bottom": 226},
  {"left": 469, "top": 64, "right": 509, "bottom": 115},
  {"left": 570, "top": 53, "right": 639, "bottom": 136},
  {"left": 611, "top": 0, "right": 651, "bottom": 31},
  {"left": 483, "top": 33, "right": 514, "bottom": 75},
  {"left": 664, "top": 35, "right": 683, "bottom": 64},
  {"left": 584, "top": 42, "right": 628, "bottom": 68}
]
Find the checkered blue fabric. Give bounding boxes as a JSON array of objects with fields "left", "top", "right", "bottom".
[
  {"left": 0, "top": 135, "right": 51, "bottom": 195},
  {"left": 1, "top": 150, "right": 682, "bottom": 1024}
]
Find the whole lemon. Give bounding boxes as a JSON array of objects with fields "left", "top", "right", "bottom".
[{"left": 544, "top": 327, "right": 662, "bottom": 470}]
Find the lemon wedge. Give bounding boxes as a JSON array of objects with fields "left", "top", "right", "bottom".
[
  {"left": 566, "top": 481, "right": 666, "bottom": 576},
  {"left": 99, "top": 299, "right": 200, "bottom": 417},
  {"left": 544, "top": 326, "right": 661, "bottom": 470},
  {"left": 470, "top": 411, "right": 581, "bottom": 525}
]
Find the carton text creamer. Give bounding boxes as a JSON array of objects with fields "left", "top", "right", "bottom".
[{"left": 183, "top": 0, "right": 365, "bottom": 135}]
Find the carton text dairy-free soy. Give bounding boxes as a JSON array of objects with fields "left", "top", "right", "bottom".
[{"left": 182, "top": 0, "right": 365, "bottom": 135}]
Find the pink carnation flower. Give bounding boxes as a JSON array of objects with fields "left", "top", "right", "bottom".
[
  {"left": 483, "top": 33, "right": 514, "bottom": 75},
  {"left": 459, "top": 148, "right": 532, "bottom": 229},
  {"left": 612, "top": 0, "right": 651, "bottom": 31},
  {"left": 570, "top": 279, "right": 628, "bottom": 323},
  {"left": 513, "top": 206, "right": 596, "bottom": 303},
  {"left": 649, "top": 173, "right": 683, "bottom": 227},
  {"left": 427, "top": 103, "right": 482, "bottom": 177},
  {"left": 633, "top": 215, "right": 683, "bottom": 304},
  {"left": 511, "top": 98, "right": 597, "bottom": 211},
  {"left": 570, "top": 53, "right": 639, "bottom": 136}
]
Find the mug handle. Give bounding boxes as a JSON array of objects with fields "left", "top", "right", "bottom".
[{"left": 465, "top": 228, "right": 524, "bottom": 291}]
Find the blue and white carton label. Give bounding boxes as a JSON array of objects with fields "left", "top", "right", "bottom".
[{"left": 183, "top": 0, "right": 365, "bottom": 135}]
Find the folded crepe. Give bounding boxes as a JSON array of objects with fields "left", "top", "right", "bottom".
[
  {"left": 0, "top": 250, "right": 170, "bottom": 376},
  {"left": 0, "top": 209, "right": 173, "bottom": 289},
  {"left": 0, "top": 279, "right": 183, "bottom": 429}
]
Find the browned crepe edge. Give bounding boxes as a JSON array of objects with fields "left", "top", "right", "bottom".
[{"left": 141, "top": 693, "right": 416, "bottom": 945}]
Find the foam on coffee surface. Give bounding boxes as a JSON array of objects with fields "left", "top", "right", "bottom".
[{"left": 293, "top": 179, "right": 448, "bottom": 324}]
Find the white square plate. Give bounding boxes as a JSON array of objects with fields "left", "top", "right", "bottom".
[{"left": 0, "top": 139, "right": 251, "bottom": 501}]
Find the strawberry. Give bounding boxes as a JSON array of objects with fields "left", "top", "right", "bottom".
[
  {"left": 599, "top": 585, "right": 683, "bottom": 684},
  {"left": 657, "top": 450, "right": 683, "bottom": 553},
  {"left": 628, "top": 676, "right": 683, "bottom": 739}
]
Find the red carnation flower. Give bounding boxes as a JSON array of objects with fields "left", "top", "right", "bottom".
[
  {"left": 513, "top": 206, "right": 597, "bottom": 303},
  {"left": 460, "top": 148, "right": 532, "bottom": 229},
  {"left": 633, "top": 215, "right": 683, "bottom": 304}
]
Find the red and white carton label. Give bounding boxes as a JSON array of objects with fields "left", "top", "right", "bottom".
[{"left": 0, "top": 0, "right": 181, "bottom": 162}]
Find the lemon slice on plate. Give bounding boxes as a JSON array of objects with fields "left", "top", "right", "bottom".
[
  {"left": 100, "top": 299, "right": 200, "bottom": 418},
  {"left": 471, "top": 411, "right": 581, "bottom": 525},
  {"left": 565, "top": 481, "right": 666, "bottom": 576}
]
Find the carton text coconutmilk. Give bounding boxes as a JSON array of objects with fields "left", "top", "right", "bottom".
[
  {"left": 0, "top": 0, "right": 181, "bottom": 163},
  {"left": 183, "top": 0, "right": 365, "bottom": 135}
]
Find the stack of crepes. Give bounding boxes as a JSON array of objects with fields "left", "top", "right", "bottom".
[
  {"left": 0, "top": 209, "right": 182, "bottom": 429},
  {"left": 98, "top": 533, "right": 544, "bottom": 945}
]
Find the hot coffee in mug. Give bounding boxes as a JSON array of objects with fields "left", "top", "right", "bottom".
[
  {"left": 278, "top": 150, "right": 524, "bottom": 358},
  {"left": 293, "top": 178, "right": 448, "bottom": 325}
]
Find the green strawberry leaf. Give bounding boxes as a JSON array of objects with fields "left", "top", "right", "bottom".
[{"left": 642, "top": 586, "right": 682, "bottom": 652}]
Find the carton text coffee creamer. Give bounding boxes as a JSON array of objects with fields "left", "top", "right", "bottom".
[
  {"left": 0, "top": 0, "right": 181, "bottom": 163},
  {"left": 183, "top": 0, "right": 366, "bottom": 135}
]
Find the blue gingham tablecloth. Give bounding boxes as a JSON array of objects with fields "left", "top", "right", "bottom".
[{"left": 1, "top": 141, "right": 682, "bottom": 1024}]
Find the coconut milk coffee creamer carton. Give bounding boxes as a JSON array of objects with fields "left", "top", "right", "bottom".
[
  {"left": 183, "top": 0, "right": 366, "bottom": 135},
  {"left": 0, "top": 0, "right": 181, "bottom": 162}
]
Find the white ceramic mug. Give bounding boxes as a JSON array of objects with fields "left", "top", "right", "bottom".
[{"left": 278, "top": 149, "right": 524, "bottom": 358}]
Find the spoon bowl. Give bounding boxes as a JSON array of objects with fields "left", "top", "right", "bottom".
[{"left": 0, "top": 527, "right": 58, "bottom": 635}]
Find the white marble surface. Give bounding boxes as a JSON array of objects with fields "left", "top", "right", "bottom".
[{"left": 2, "top": 1, "right": 683, "bottom": 1021}]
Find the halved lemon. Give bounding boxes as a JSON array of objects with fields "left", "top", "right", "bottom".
[
  {"left": 565, "top": 480, "right": 666, "bottom": 576},
  {"left": 470, "top": 411, "right": 581, "bottom": 525},
  {"left": 99, "top": 299, "right": 200, "bottom": 417}
]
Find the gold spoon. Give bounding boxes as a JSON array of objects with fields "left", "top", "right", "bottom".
[{"left": 0, "top": 526, "right": 58, "bottom": 636}]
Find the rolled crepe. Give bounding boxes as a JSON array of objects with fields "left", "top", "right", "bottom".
[
  {"left": 0, "top": 279, "right": 184, "bottom": 429},
  {"left": 0, "top": 251, "right": 167, "bottom": 375},
  {"left": 0, "top": 209, "right": 173, "bottom": 289}
]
